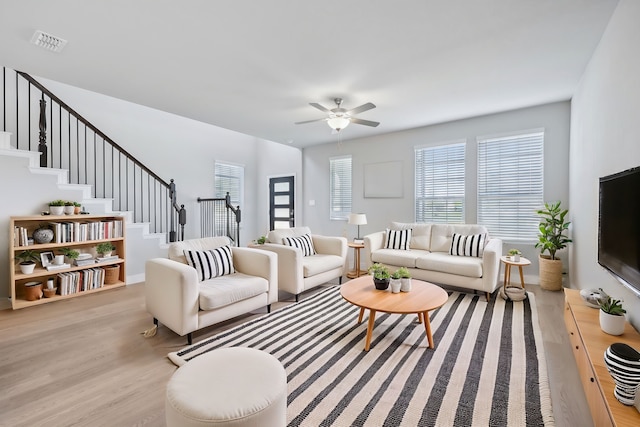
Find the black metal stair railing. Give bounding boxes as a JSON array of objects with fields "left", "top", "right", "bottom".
[
  {"left": 1, "top": 66, "right": 185, "bottom": 241},
  {"left": 197, "top": 193, "right": 241, "bottom": 246}
]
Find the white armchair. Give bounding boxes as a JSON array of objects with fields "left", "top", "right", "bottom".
[
  {"left": 257, "top": 227, "right": 347, "bottom": 301},
  {"left": 145, "top": 236, "right": 277, "bottom": 344}
]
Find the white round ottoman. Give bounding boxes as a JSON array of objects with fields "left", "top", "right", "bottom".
[{"left": 166, "top": 347, "right": 287, "bottom": 427}]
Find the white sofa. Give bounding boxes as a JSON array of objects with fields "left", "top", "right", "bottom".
[
  {"left": 364, "top": 222, "right": 502, "bottom": 300},
  {"left": 145, "top": 236, "right": 278, "bottom": 344},
  {"left": 257, "top": 227, "right": 348, "bottom": 301}
]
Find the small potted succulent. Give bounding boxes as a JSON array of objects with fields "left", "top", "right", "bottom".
[
  {"left": 599, "top": 296, "right": 626, "bottom": 336},
  {"left": 15, "top": 250, "right": 40, "bottom": 274},
  {"left": 368, "top": 263, "right": 390, "bottom": 290},
  {"left": 96, "top": 242, "right": 116, "bottom": 257},
  {"left": 63, "top": 201, "right": 75, "bottom": 215},
  {"left": 49, "top": 199, "right": 65, "bottom": 215},
  {"left": 397, "top": 266, "right": 412, "bottom": 292},
  {"left": 390, "top": 270, "right": 402, "bottom": 293},
  {"left": 508, "top": 248, "right": 521, "bottom": 262},
  {"left": 73, "top": 202, "right": 82, "bottom": 214}
]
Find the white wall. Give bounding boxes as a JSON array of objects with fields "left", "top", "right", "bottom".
[
  {"left": 302, "top": 102, "right": 571, "bottom": 281},
  {"left": 36, "top": 78, "right": 303, "bottom": 246},
  {"left": 570, "top": 0, "right": 640, "bottom": 329}
]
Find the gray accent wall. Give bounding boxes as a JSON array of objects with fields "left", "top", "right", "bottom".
[
  {"left": 570, "top": 0, "right": 640, "bottom": 330},
  {"left": 302, "top": 101, "right": 570, "bottom": 282}
]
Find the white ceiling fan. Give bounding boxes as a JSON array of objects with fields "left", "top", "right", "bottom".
[{"left": 295, "top": 98, "right": 380, "bottom": 132}]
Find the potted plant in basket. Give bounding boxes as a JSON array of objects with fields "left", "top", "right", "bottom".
[
  {"left": 15, "top": 250, "right": 40, "bottom": 274},
  {"left": 508, "top": 248, "right": 521, "bottom": 262},
  {"left": 397, "top": 266, "right": 412, "bottom": 292},
  {"left": 535, "top": 201, "right": 572, "bottom": 291},
  {"left": 599, "top": 297, "right": 626, "bottom": 336},
  {"left": 49, "top": 199, "right": 65, "bottom": 215},
  {"left": 368, "top": 263, "right": 390, "bottom": 290},
  {"left": 96, "top": 242, "right": 116, "bottom": 257}
]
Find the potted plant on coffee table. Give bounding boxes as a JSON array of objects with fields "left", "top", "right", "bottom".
[
  {"left": 599, "top": 296, "right": 626, "bottom": 336},
  {"left": 15, "top": 249, "right": 40, "bottom": 274},
  {"left": 535, "top": 201, "right": 571, "bottom": 291},
  {"left": 368, "top": 263, "right": 390, "bottom": 290},
  {"left": 397, "top": 266, "right": 412, "bottom": 292}
]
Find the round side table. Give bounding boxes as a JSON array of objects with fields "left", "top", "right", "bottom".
[
  {"left": 347, "top": 241, "right": 367, "bottom": 279},
  {"left": 500, "top": 255, "right": 531, "bottom": 292}
]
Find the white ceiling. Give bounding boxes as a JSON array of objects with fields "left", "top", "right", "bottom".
[{"left": 0, "top": 0, "right": 619, "bottom": 148}]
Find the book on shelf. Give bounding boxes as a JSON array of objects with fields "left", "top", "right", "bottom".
[
  {"left": 46, "top": 263, "right": 71, "bottom": 271},
  {"left": 96, "top": 255, "right": 119, "bottom": 263},
  {"left": 75, "top": 258, "right": 96, "bottom": 267}
]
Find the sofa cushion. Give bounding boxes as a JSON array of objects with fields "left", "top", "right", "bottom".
[
  {"left": 449, "top": 233, "right": 487, "bottom": 257},
  {"left": 267, "top": 227, "right": 312, "bottom": 244},
  {"left": 184, "top": 246, "right": 235, "bottom": 281},
  {"left": 430, "top": 224, "right": 489, "bottom": 253},
  {"left": 168, "top": 236, "right": 231, "bottom": 264},
  {"left": 416, "top": 252, "right": 483, "bottom": 278},
  {"left": 283, "top": 233, "right": 316, "bottom": 256},
  {"left": 390, "top": 222, "right": 432, "bottom": 250},
  {"left": 199, "top": 273, "right": 268, "bottom": 310},
  {"left": 302, "top": 254, "right": 344, "bottom": 277},
  {"left": 384, "top": 228, "right": 411, "bottom": 250},
  {"left": 371, "top": 249, "right": 430, "bottom": 268}
]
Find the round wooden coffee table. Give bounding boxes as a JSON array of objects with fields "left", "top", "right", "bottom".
[{"left": 340, "top": 275, "right": 449, "bottom": 351}]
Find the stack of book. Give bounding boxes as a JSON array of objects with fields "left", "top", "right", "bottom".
[
  {"left": 46, "top": 263, "right": 71, "bottom": 271},
  {"left": 96, "top": 255, "right": 118, "bottom": 263}
]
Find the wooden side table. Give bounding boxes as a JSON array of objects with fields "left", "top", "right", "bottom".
[
  {"left": 500, "top": 255, "right": 531, "bottom": 291},
  {"left": 346, "top": 242, "right": 367, "bottom": 279}
]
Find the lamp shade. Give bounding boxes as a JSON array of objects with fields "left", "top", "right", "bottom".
[
  {"left": 327, "top": 116, "right": 350, "bottom": 131},
  {"left": 348, "top": 213, "right": 367, "bottom": 225}
]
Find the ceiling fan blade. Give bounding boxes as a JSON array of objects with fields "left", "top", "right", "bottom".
[
  {"left": 294, "top": 118, "right": 327, "bottom": 125},
  {"left": 309, "top": 102, "right": 331, "bottom": 113},
  {"left": 350, "top": 117, "right": 380, "bottom": 127},
  {"left": 347, "top": 102, "right": 376, "bottom": 115}
]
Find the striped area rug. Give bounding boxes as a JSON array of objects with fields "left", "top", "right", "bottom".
[{"left": 168, "top": 286, "right": 554, "bottom": 426}]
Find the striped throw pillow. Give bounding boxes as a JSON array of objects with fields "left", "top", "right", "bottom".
[
  {"left": 385, "top": 228, "right": 412, "bottom": 250},
  {"left": 282, "top": 234, "right": 316, "bottom": 256},
  {"left": 184, "top": 246, "right": 235, "bottom": 281},
  {"left": 449, "top": 233, "right": 487, "bottom": 257}
]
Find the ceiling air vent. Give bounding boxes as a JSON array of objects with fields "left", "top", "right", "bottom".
[{"left": 30, "top": 30, "right": 67, "bottom": 53}]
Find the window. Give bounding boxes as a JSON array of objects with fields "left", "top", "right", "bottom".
[
  {"left": 477, "top": 130, "right": 544, "bottom": 241},
  {"left": 330, "top": 155, "right": 352, "bottom": 220},
  {"left": 414, "top": 141, "right": 466, "bottom": 223},
  {"left": 215, "top": 162, "right": 243, "bottom": 206}
]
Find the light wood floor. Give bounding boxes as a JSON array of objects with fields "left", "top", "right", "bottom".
[{"left": 0, "top": 282, "right": 592, "bottom": 427}]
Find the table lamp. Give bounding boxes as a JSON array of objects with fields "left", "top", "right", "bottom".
[{"left": 348, "top": 213, "right": 367, "bottom": 243}]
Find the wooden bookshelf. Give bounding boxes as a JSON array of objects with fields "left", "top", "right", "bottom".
[
  {"left": 9, "top": 214, "right": 126, "bottom": 309},
  {"left": 564, "top": 289, "right": 640, "bottom": 426}
]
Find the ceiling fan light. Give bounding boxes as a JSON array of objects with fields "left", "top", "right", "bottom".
[{"left": 327, "top": 116, "right": 350, "bottom": 131}]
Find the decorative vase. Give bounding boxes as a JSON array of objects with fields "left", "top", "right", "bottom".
[
  {"left": 538, "top": 255, "right": 563, "bottom": 291},
  {"left": 603, "top": 343, "right": 640, "bottom": 405},
  {"left": 401, "top": 278, "right": 412, "bottom": 292},
  {"left": 49, "top": 205, "right": 64, "bottom": 215},
  {"left": 600, "top": 310, "right": 626, "bottom": 336},
  {"left": 390, "top": 278, "right": 401, "bottom": 293},
  {"left": 373, "top": 277, "right": 389, "bottom": 290},
  {"left": 24, "top": 281, "right": 42, "bottom": 301},
  {"left": 33, "top": 227, "right": 54, "bottom": 244},
  {"left": 63, "top": 205, "right": 75, "bottom": 215}
]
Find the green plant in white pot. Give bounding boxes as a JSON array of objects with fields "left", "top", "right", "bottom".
[
  {"left": 535, "top": 201, "right": 572, "bottom": 291},
  {"left": 598, "top": 296, "right": 626, "bottom": 336},
  {"left": 15, "top": 250, "right": 40, "bottom": 274}
]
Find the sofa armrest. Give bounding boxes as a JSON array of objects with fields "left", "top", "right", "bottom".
[
  {"left": 145, "top": 258, "right": 199, "bottom": 336},
  {"left": 312, "top": 235, "right": 348, "bottom": 258},
  {"left": 481, "top": 237, "right": 503, "bottom": 292},
  {"left": 256, "top": 243, "right": 304, "bottom": 295},
  {"left": 231, "top": 247, "right": 278, "bottom": 304},
  {"left": 363, "top": 231, "right": 386, "bottom": 269}
]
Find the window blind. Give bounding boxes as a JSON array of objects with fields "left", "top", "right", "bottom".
[
  {"left": 477, "top": 130, "right": 544, "bottom": 242},
  {"left": 215, "top": 162, "right": 243, "bottom": 206},
  {"left": 415, "top": 142, "right": 466, "bottom": 223},
  {"left": 330, "top": 155, "right": 352, "bottom": 220}
]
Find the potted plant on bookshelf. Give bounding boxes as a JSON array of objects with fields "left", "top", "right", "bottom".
[
  {"left": 73, "top": 202, "right": 82, "bottom": 214},
  {"left": 535, "top": 201, "right": 572, "bottom": 291},
  {"left": 96, "top": 242, "right": 116, "bottom": 258},
  {"left": 599, "top": 296, "right": 626, "bottom": 336},
  {"left": 397, "top": 266, "right": 412, "bottom": 292},
  {"left": 15, "top": 250, "right": 40, "bottom": 274},
  {"left": 63, "top": 201, "right": 75, "bottom": 215},
  {"left": 60, "top": 247, "right": 80, "bottom": 264},
  {"left": 368, "top": 263, "right": 390, "bottom": 290},
  {"left": 49, "top": 200, "right": 65, "bottom": 215}
]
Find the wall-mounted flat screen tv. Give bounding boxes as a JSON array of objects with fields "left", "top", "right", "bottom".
[{"left": 598, "top": 166, "right": 640, "bottom": 296}]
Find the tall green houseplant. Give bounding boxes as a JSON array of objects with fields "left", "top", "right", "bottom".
[{"left": 535, "top": 201, "right": 572, "bottom": 290}]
